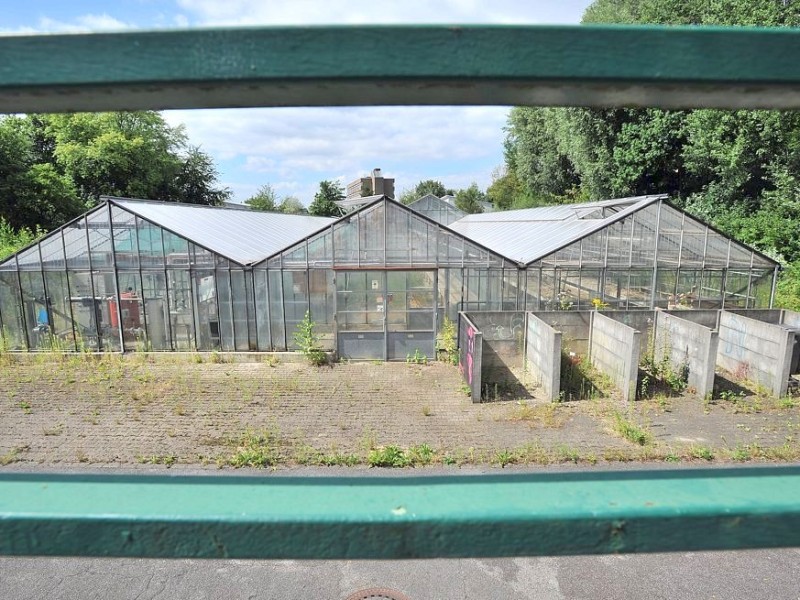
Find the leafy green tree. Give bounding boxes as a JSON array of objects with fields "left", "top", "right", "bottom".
[
  {"left": 0, "top": 116, "right": 82, "bottom": 231},
  {"left": 0, "top": 218, "right": 38, "bottom": 261},
  {"left": 278, "top": 196, "right": 306, "bottom": 214},
  {"left": 398, "top": 179, "right": 455, "bottom": 204},
  {"left": 245, "top": 184, "right": 279, "bottom": 212},
  {"left": 308, "top": 180, "right": 344, "bottom": 217},
  {"left": 454, "top": 183, "right": 486, "bottom": 214}
]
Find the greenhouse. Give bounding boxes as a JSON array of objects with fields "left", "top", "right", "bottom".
[{"left": 0, "top": 194, "right": 779, "bottom": 359}]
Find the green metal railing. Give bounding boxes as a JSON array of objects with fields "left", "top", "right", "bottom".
[{"left": 2, "top": 24, "right": 800, "bottom": 559}]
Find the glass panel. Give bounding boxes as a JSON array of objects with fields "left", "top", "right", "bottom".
[
  {"left": 750, "top": 269, "right": 774, "bottom": 308},
  {"left": 87, "top": 208, "right": 113, "bottom": 270},
  {"left": 307, "top": 230, "right": 333, "bottom": 268},
  {"left": 627, "top": 269, "right": 654, "bottom": 308},
  {"left": 524, "top": 269, "right": 541, "bottom": 310},
  {"left": 671, "top": 269, "right": 702, "bottom": 309},
  {"left": 64, "top": 217, "right": 91, "bottom": 269},
  {"left": 282, "top": 243, "right": 307, "bottom": 269},
  {"left": 580, "top": 229, "right": 606, "bottom": 266},
  {"left": 191, "top": 243, "right": 215, "bottom": 269},
  {"left": 142, "top": 271, "right": 171, "bottom": 350},
  {"left": 655, "top": 268, "right": 678, "bottom": 309},
  {"left": 283, "top": 270, "right": 308, "bottom": 349},
  {"left": 336, "top": 271, "right": 384, "bottom": 331},
  {"left": 193, "top": 270, "right": 218, "bottom": 350},
  {"left": 254, "top": 270, "right": 270, "bottom": 350},
  {"left": 51, "top": 270, "right": 78, "bottom": 349},
  {"left": 332, "top": 217, "right": 358, "bottom": 265},
  {"left": 231, "top": 269, "right": 250, "bottom": 351},
  {"left": 386, "top": 207, "right": 410, "bottom": 264},
  {"left": 724, "top": 270, "right": 751, "bottom": 308},
  {"left": 245, "top": 270, "right": 257, "bottom": 351},
  {"left": 630, "top": 205, "right": 658, "bottom": 266},
  {"left": 309, "top": 270, "right": 334, "bottom": 349},
  {"left": 19, "top": 271, "right": 47, "bottom": 349},
  {"left": 39, "top": 232, "right": 66, "bottom": 270},
  {"left": 359, "top": 204, "right": 385, "bottom": 265},
  {"left": 386, "top": 271, "right": 435, "bottom": 332},
  {"left": 94, "top": 271, "right": 120, "bottom": 351},
  {"left": 116, "top": 271, "right": 146, "bottom": 351},
  {"left": 111, "top": 206, "right": 138, "bottom": 269},
  {"left": 578, "top": 268, "right": 602, "bottom": 309},
  {"left": 700, "top": 270, "right": 724, "bottom": 308},
  {"left": 215, "top": 270, "right": 234, "bottom": 351},
  {"left": 16, "top": 245, "right": 42, "bottom": 271},
  {"left": 268, "top": 270, "right": 286, "bottom": 349},
  {"left": 603, "top": 269, "right": 631, "bottom": 309},
  {"left": 606, "top": 218, "right": 632, "bottom": 266},
  {"left": 656, "top": 204, "right": 683, "bottom": 266},
  {"left": 0, "top": 271, "right": 26, "bottom": 349},
  {"left": 704, "top": 230, "right": 730, "bottom": 266},
  {"left": 540, "top": 268, "right": 559, "bottom": 309},
  {"left": 677, "top": 216, "right": 706, "bottom": 266},
  {"left": 68, "top": 271, "right": 99, "bottom": 350},
  {"left": 168, "top": 269, "right": 195, "bottom": 350},
  {"left": 163, "top": 230, "right": 190, "bottom": 268},
  {"left": 728, "top": 243, "right": 753, "bottom": 269},
  {"left": 137, "top": 217, "right": 165, "bottom": 269}
]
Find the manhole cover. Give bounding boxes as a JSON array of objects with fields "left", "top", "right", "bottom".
[{"left": 345, "top": 587, "right": 411, "bottom": 600}]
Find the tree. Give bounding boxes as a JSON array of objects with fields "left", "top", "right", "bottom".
[
  {"left": 40, "top": 111, "right": 229, "bottom": 206},
  {"left": 398, "top": 179, "right": 455, "bottom": 204},
  {"left": 278, "top": 196, "right": 306, "bottom": 214},
  {"left": 454, "top": 183, "right": 486, "bottom": 214},
  {"left": 0, "top": 116, "right": 82, "bottom": 231},
  {"left": 245, "top": 184, "right": 279, "bottom": 212},
  {"left": 174, "top": 146, "right": 231, "bottom": 206},
  {"left": 308, "top": 180, "right": 344, "bottom": 217}
]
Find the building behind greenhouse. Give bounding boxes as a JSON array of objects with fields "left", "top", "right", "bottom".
[{"left": 0, "top": 194, "right": 779, "bottom": 359}]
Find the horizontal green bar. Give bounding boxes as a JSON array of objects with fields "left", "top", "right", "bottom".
[
  {"left": 3, "top": 25, "right": 800, "bottom": 112},
  {"left": 2, "top": 468, "right": 800, "bottom": 558}
]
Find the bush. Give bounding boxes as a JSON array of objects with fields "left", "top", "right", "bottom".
[{"left": 293, "top": 311, "right": 327, "bottom": 366}]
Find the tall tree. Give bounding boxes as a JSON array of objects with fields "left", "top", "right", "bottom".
[
  {"left": 454, "top": 183, "right": 486, "bottom": 214},
  {"left": 245, "top": 184, "right": 279, "bottom": 212},
  {"left": 308, "top": 180, "right": 344, "bottom": 217}
]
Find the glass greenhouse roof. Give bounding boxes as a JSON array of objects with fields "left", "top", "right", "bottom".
[
  {"left": 447, "top": 195, "right": 663, "bottom": 264},
  {"left": 109, "top": 197, "right": 334, "bottom": 265}
]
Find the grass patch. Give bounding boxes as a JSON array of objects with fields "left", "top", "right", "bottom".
[
  {"left": 227, "top": 429, "right": 283, "bottom": 468},
  {"left": 610, "top": 410, "right": 652, "bottom": 446},
  {"left": 508, "top": 401, "right": 566, "bottom": 428},
  {"left": 136, "top": 454, "right": 177, "bottom": 467},
  {"left": 0, "top": 445, "right": 27, "bottom": 465}
]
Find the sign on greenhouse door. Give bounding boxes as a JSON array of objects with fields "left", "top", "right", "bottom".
[{"left": 336, "top": 270, "right": 436, "bottom": 361}]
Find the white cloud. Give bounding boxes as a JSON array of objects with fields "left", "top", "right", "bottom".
[
  {"left": 163, "top": 106, "right": 510, "bottom": 201},
  {"left": 34, "top": 14, "right": 133, "bottom": 34},
  {"left": 175, "top": 0, "right": 587, "bottom": 26}
]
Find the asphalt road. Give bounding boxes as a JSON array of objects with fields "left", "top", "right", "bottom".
[{"left": 1, "top": 550, "right": 800, "bottom": 600}]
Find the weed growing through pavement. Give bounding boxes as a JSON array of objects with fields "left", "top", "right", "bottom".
[{"left": 610, "top": 410, "right": 652, "bottom": 446}]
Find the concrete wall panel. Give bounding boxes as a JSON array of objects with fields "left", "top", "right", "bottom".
[
  {"left": 532, "top": 311, "right": 592, "bottom": 356},
  {"left": 717, "top": 311, "right": 795, "bottom": 397},
  {"left": 590, "top": 312, "right": 641, "bottom": 402},
  {"left": 525, "top": 313, "right": 562, "bottom": 401},
  {"left": 654, "top": 311, "right": 718, "bottom": 398},
  {"left": 458, "top": 313, "right": 483, "bottom": 403}
]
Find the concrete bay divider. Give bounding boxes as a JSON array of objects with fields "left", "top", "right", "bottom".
[
  {"left": 654, "top": 310, "right": 718, "bottom": 398},
  {"left": 524, "top": 313, "right": 562, "bottom": 401},
  {"left": 589, "top": 312, "right": 641, "bottom": 401},
  {"left": 717, "top": 311, "right": 796, "bottom": 397},
  {"left": 457, "top": 313, "right": 483, "bottom": 402}
]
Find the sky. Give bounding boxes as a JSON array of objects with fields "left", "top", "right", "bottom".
[{"left": 1, "top": 1, "right": 593, "bottom": 205}]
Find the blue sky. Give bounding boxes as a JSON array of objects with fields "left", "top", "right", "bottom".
[{"left": 2, "top": 1, "right": 593, "bottom": 204}]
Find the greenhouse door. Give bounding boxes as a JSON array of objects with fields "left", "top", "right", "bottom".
[{"left": 336, "top": 270, "right": 436, "bottom": 361}]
